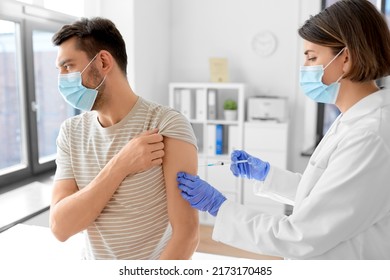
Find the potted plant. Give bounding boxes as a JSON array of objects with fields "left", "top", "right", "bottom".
[{"left": 223, "top": 99, "right": 238, "bottom": 121}]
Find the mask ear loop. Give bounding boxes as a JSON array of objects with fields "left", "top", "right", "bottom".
[
  {"left": 323, "top": 47, "right": 346, "bottom": 70},
  {"left": 323, "top": 47, "right": 346, "bottom": 83},
  {"left": 95, "top": 75, "right": 107, "bottom": 90},
  {"left": 80, "top": 52, "right": 106, "bottom": 90},
  {"left": 335, "top": 74, "right": 344, "bottom": 83},
  {"left": 81, "top": 53, "right": 99, "bottom": 75}
]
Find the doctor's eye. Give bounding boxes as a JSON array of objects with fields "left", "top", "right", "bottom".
[{"left": 307, "top": 57, "right": 317, "bottom": 62}]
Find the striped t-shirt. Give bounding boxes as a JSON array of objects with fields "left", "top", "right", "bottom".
[{"left": 54, "top": 97, "right": 197, "bottom": 259}]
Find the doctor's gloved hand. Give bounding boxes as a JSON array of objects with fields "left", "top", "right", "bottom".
[
  {"left": 230, "top": 150, "right": 270, "bottom": 181},
  {"left": 177, "top": 172, "right": 226, "bottom": 216}
]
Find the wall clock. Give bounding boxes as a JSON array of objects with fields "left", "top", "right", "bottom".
[{"left": 251, "top": 31, "right": 277, "bottom": 57}]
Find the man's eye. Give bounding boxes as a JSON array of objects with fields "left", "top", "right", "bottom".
[{"left": 62, "top": 64, "right": 71, "bottom": 71}]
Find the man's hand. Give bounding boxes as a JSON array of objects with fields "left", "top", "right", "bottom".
[{"left": 115, "top": 128, "right": 165, "bottom": 176}]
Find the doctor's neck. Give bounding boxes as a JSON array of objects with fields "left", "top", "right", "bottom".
[{"left": 336, "top": 80, "right": 380, "bottom": 113}]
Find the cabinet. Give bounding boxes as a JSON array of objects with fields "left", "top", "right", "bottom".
[
  {"left": 169, "top": 83, "right": 289, "bottom": 223},
  {"left": 243, "top": 122, "right": 289, "bottom": 215},
  {"left": 169, "top": 83, "right": 245, "bottom": 225}
]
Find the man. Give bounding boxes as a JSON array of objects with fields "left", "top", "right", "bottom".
[{"left": 50, "top": 17, "right": 199, "bottom": 259}]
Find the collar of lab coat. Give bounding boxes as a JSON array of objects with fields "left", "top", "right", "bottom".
[{"left": 339, "top": 88, "right": 390, "bottom": 123}]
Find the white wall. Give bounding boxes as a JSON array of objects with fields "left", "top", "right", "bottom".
[
  {"left": 132, "top": 0, "right": 171, "bottom": 106},
  {"left": 95, "top": 0, "right": 321, "bottom": 173},
  {"left": 170, "top": 0, "right": 320, "bottom": 172},
  {"left": 87, "top": 0, "right": 136, "bottom": 88},
  {"left": 171, "top": 0, "right": 298, "bottom": 97},
  {"left": 90, "top": 0, "right": 171, "bottom": 106}
]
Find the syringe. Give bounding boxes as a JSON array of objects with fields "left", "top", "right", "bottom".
[{"left": 199, "top": 159, "right": 248, "bottom": 167}]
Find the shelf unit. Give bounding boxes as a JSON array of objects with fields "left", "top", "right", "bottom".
[
  {"left": 169, "top": 83, "right": 245, "bottom": 225},
  {"left": 169, "top": 83, "right": 289, "bottom": 224}
]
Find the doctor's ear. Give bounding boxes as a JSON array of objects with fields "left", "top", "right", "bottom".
[{"left": 342, "top": 48, "right": 351, "bottom": 73}]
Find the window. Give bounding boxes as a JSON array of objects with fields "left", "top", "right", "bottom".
[
  {"left": 32, "top": 30, "right": 74, "bottom": 165},
  {"left": 0, "top": 2, "right": 77, "bottom": 189},
  {"left": 0, "top": 20, "right": 27, "bottom": 175},
  {"left": 383, "top": 0, "right": 390, "bottom": 25}
]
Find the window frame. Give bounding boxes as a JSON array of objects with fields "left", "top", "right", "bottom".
[
  {"left": 24, "top": 20, "right": 67, "bottom": 174},
  {"left": 0, "top": 1, "right": 77, "bottom": 189},
  {"left": 0, "top": 14, "right": 31, "bottom": 189}
]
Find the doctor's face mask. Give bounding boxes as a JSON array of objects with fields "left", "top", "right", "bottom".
[
  {"left": 58, "top": 53, "right": 106, "bottom": 111},
  {"left": 299, "top": 48, "right": 345, "bottom": 104}
]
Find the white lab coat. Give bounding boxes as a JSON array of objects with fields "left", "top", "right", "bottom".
[{"left": 213, "top": 89, "right": 390, "bottom": 259}]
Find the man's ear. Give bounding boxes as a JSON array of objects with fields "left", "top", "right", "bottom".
[{"left": 98, "top": 50, "right": 113, "bottom": 73}]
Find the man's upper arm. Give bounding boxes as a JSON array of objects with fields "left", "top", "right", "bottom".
[{"left": 162, "top": 136, "right": 198, "bottom": 231}]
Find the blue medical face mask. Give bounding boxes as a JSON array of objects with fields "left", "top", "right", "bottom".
[
  {"left": 58, "top": 54, "right": 106, "bottom": 111},
  {"left": 299, "top": 48, "right": 345, "bottom": 104}
]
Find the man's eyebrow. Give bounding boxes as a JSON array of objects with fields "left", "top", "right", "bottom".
[{"left": 57, "top": 58, "right": 73, "bottom": 68}]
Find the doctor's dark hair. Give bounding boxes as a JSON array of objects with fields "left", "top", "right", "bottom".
[
  {"left": 298, "top": 0, "right": 390, "bottom": 82},
  {"left": 52, "top": 17, "right": 127, "bottom": 75}
]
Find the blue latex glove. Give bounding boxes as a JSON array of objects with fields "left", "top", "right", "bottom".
[
  {"left": 230, "top": 150, "right": 270, "bottom": 181},
  {"left": 177, "top": 172, "right": 226, "bottom": 216}
]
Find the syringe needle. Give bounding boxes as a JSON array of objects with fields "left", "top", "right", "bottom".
[
  {"left": 199, "top": 159, "right": 248, "bottom": 167},
  {"left": 220, "top": 160, "right": 248, "bottom": 165},
  {"left": 198, "top": 162, "right": 223, "bottom": 167}
]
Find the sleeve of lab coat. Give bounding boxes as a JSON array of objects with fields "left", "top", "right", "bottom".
[
  {"left": 251, "top": 166, "right": 301, "bottom": 206},
  {"left": 213, "top": 130, "right": 390, "bottom": 259}
]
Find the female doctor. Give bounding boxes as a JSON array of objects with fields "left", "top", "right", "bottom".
[{"left": 177, "top": 0, "right": 390, "bottom": 259}]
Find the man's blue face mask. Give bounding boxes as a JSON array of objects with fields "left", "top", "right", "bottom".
[
  {"left": 299, "top": 48, "right": 345, "bottom": 104},
  {"left": 58, "top": 53, "right": 106, "bottom": 111}
]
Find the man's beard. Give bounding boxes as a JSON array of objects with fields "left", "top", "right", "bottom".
[{"left": 89, "top": 65, "right": 106, "bottom": 111}]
